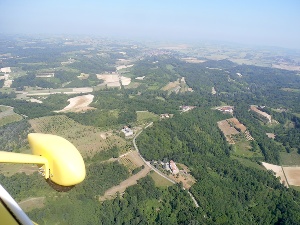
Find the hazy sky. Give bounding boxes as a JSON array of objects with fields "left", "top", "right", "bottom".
[{"left": 1, "top": 0, "right": 299, "bottom": 48}]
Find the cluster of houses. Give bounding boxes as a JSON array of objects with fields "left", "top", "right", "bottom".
[
  {"left": 150, "top": 160, "right": 180, "bottom": 175},
  {"left": 180, "top": 105, "right": 196, "bottom": 112},
  {"left": 160, "top": 113, "right": 173, "bottom": 119},
  {"left": 217, "top": 106, "right": 234, "bottom": 114}
]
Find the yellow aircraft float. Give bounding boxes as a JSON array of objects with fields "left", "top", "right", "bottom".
[{"left": 0, "top": 133, "right": 86, "bottom": 225}]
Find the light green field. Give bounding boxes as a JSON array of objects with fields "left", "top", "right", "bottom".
[
  {"left": 281, "top": 88, "right": 300, "bottom": 93},
  {"left": 137, "top": 111, "right": 159, "bottom": 123},
  {"left": 0, "top": 106, "right": 8, "bottom": 112},
  {"left": 0, "top": 114, "right": 23, "bottom": 126},
  {"left": 29, "top": 115, "right": 129, "bottom": 158},
  {"left": 231, "top": 156, "right": 264, "bottom": 170},
  {"left": 233, "top": 140, "right": 262, "bottom": 158},
  {"left": 280, "top": 151, "right": 300, "bottom": 166},
  {"left": 149, "top": 171, "right": 173, "bottom": 187}
]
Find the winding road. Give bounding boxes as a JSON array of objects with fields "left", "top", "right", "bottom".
[{"left": 133, "top": 122, "right": 199, "bottom": 208}]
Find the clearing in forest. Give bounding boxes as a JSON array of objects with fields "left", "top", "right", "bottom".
[
  {"left": 217, "top": 120, "right": 239, "bottom": 144},
  {"left": 162, "top": 77, "right": 193, "bottom": 93},
  {"left": 218, "top": 118, "right": 253, "bottom": 144},
  {"left": 0, "top": 105, "right": 23, "bottom": 126},
  {"left": 149, "top": 171, "right": 173, "bottom": 187},
  {"left": 97, "top": 73, "right": 131, "bottom": 87},
  {"left": 29, "top": 115, "right": 128, "bottom": 158},
  {"left": 136, "top": 111, "right": 159, "bottom": 123},
  {"left": 119, "top": 151, "right": 145, "bottom": 172},
  {"left": 162, "top": 79, "right": 180, "bottom": 91}
]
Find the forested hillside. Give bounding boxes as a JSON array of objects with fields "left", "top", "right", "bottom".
[
  {"left": 1, "top": 36, "right": 300, "bottom": 224},
  {"left": 137, "top": 109, "right": 300, "bottom": 224}
]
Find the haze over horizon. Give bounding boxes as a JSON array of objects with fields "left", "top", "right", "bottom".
[{"left": 0, "top": 0, "right": 299, "bottom": 49}]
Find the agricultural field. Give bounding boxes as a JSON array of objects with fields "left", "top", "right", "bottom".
[
  {"left": 217, "top": 119, "right": 239, "bottom": 144},
  {"left": 0, "top": 105, "right": 23, "bottom": 126},
  {"left": 0, "top": 113, "right": 23, "bottom": 126},
  {"left": 262, "top": 162, "right": 289, "bottom": 187},
  {"left": 162, "top": 79, "right": 180, "bottom": 91},
  {"left": 218, "top": 118, "right": 254, "bottom": 145},
  {"left": 55, "top": 94, "right": 95, "bottom": 113},
  {"left": 149, "top": 171, "right": 173, "bottom": 187},
  {"left": 29, "top": 115, "right": 128, "bottom": 158},
  {"left": 161, "top": 77, "right": 192, "bottom": 94},
  {"left": 119, "top": 151, "right": 144, "bottom": 173},
  {"left": 96, "top": 73, "right": 131, "bottom": 87},
  {"left": 99, "top": 165, "right": 151, "bottom": 201},
  {"left": 18, "top": 197, "right": 45, "bottom": 212},
  {"left": 280, "top": 151, "right": 300, "bottom": 166},
  {"left": 0, "top": 163, "right": 37, "bottom": 177},
  {"left": 282, "top": 167, "right": 300, "bottom": 186},
  {"left": 136, "top": 111, "right": 159, "bottom": 123}
]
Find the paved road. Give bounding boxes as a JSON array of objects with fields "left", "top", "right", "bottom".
[{"left": 133, "top": 122, "right": 199, "bottom": 208}]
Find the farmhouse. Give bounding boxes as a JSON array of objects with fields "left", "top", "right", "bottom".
[
  {"left": 180, "top": 105, "right": 196, "bottom": 112},
  {"left": 218, "top": 106, "right": 234, "bottom": 114},
  {"left": 169, "top": 160, "right": 179, "bottom": 174},
  {"left": 160, "top": 113, "right": 173, "bottom": 119},
  {"left": 121, "top": 126, "right": 134, "bottom": 137}
]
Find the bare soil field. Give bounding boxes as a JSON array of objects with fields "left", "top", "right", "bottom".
[
  {"left": 162, "top": 80, "right": 180, "bottom": 91},
  {"left": 228, "top": 118, "right": 247, "bottom": 132},
  {"left": 29, "top": 115, "right": 128, "bottom": 158},
  {"left": 262, "top": 162, "right": 289, "bottom": 187},
  {"left": 97, "top": 74, "right": 131, "bottom": 87},
  {"left": 217, "top": 120, "right": 239, "bottom": 144},
  {"left": 55, "top": 94, "right": 95, "bottom": 113},
  {"left": 282, "top": 167, "right": 300, "bottom": 186}
]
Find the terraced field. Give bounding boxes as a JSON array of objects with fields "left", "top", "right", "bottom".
[{"left": 29, "top": 115, "right": 127, "bottom": 157}]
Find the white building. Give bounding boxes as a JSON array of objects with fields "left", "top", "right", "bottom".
[{"left": 121, "top": 126, "right": 133, "bottom": 137}]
